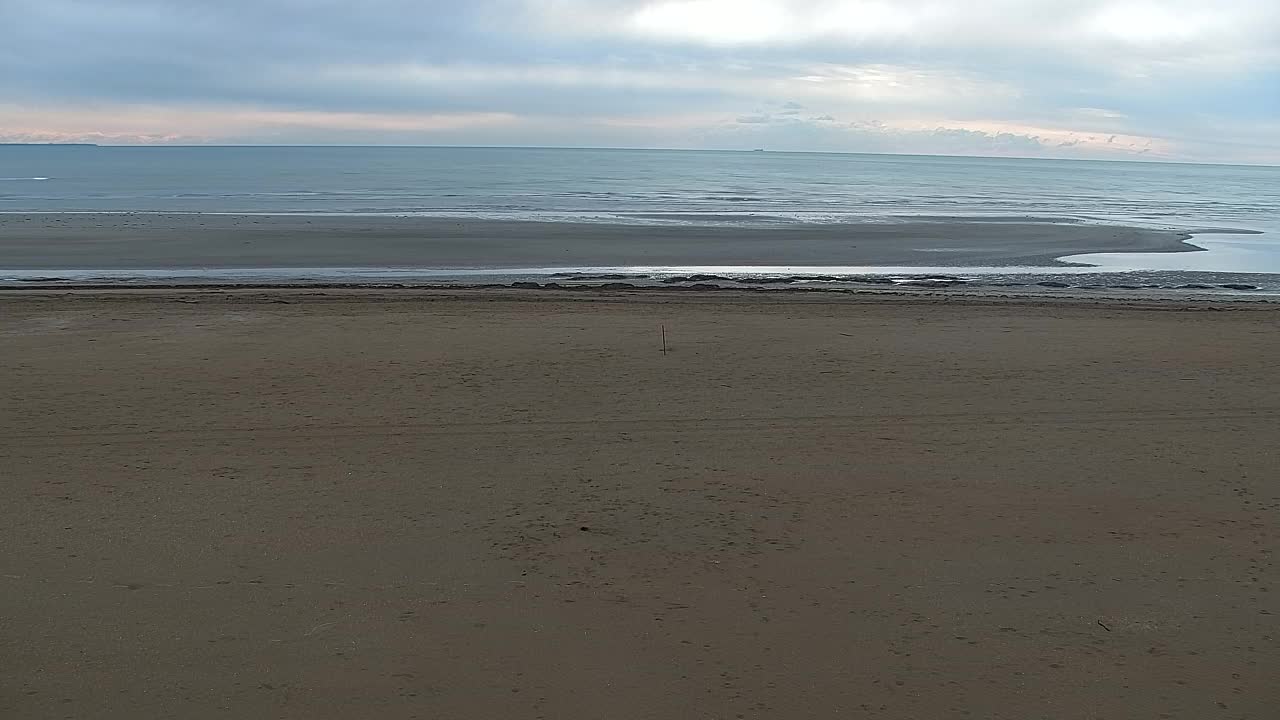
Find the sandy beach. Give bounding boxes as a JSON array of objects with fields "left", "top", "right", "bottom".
[
  {"left": 2, "top": 288, "right": 1277, "bottom": 719},
  {"left": 0, "top": 213, "right": 1201, "bottom": 269}
]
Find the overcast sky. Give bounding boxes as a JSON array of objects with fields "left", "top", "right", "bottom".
[{"left": 2, "top": 0, "right": 1277, "bottom": 162}]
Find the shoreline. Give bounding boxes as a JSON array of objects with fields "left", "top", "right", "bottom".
[{"left": 3, "top": 285, "right": 1278, "bottom": 308}]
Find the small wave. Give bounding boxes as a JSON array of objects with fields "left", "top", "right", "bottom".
[{"left": 0, "top": 177, "right": 50, "bottom": 181}]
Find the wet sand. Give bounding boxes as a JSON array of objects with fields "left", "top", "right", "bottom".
[
  {"left": 2, "top": 288, "right": 1278, "bottom": 719},
  {"left": 0, "top": 213, "right": 1199, "bottom": 269}
]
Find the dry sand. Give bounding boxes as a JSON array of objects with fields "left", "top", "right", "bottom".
[{"left": 2, "top": 288, "right": 1278, "bottom": 719}]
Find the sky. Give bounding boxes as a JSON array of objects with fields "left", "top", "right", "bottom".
[{"left": 1, "top": 0, "right": 1277, "bottom": 162}]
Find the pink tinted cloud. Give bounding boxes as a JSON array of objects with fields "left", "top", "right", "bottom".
[{"left": 0, "top": 105, "right": 517, "bottom": 145}]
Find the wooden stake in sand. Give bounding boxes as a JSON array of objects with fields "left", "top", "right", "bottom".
[{"left": 661, "top": 325, "right": 668, "bottom": 356}]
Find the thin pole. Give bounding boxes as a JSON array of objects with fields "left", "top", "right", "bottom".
[{"left": 661, "top": 324, "right": 668, "bottom": 355}]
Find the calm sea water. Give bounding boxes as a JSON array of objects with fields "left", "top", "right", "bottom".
[{"left": 2, "top": 145, "right": 1279, "bottom": 284}]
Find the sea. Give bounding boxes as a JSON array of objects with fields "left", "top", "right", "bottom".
[{"left": 2, "top": 145, "right": 1279, "bottom": 294}]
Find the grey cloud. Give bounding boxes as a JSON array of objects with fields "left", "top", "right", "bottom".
[
  {"left": 0, "top": 0, "right": 1276, "bottom": 161},
  {"left": 927, "top": 128, "right": 1046, "bottom": 153}
]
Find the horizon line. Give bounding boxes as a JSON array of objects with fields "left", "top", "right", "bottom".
[{"left": 4, "top": 142, "right": 1276, "bottom": 169}]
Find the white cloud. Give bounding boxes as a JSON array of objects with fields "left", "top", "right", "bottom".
[
  {"left": 782, "top": 64, "right": 1019, "bottom": 107},
  {"left": 530, "top": 0, "right": 1280, "bottom": 73},
  {"left": 628, "top": 0, "right": 918, "bottom": 45},
  {"left": 1085, "top": 2, "right": 1237, "bottom": 47},
  {"left": 630, "top": 0, "right": 791, "bottom": 44}
]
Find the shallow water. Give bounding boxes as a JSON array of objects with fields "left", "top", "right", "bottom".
[
  {"left": 2, "top": 145, "right": 1278, "bottom": 281},
  {"left": 1064, "top": 233, "right": 1280, "bottom": 273}
]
